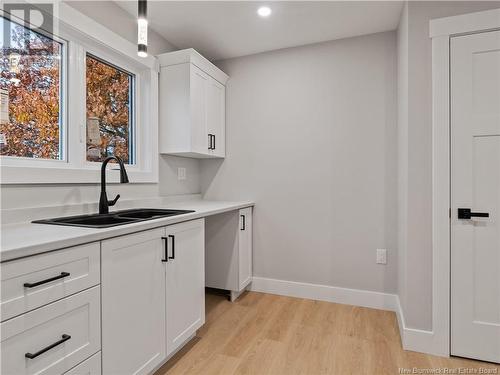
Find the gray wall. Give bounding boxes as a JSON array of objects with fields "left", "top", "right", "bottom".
[
  {"left": 202, "top": 32, "right": 398, "bottom": 293},
  {"left": 398, "top": 1, "right": 500, "bottom": 331},
  {"left": 1, "top": 1, "right": 202, "bottom": 210}
]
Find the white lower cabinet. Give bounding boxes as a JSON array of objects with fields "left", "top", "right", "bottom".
[
  {"left": 1, "top": 211, "right": 242, "bottom": 375},
  {"left": 101, "top": 219, "right": 206, "bottom": 373},
  {"left": 64, "top": 352, "right": 101, "bottom": 375},
  {"left": 205, "top": 207, "right": 253, "bottom": 298},
  {"left": 1, "top": 286, "right": 101, "bottom": 375},
  {"left": 165, "top": 219, "right": 205, "bottom": 356},
  {"left": 238, "top": 207, "right": 253, "bottom": 291},
  {"left": 101, "top": 228, "right": 167, "bottom": 375}
]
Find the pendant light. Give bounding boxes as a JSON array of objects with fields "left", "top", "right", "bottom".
[{"left": 137, "top": 0, "right": 148, "bottom": 57}]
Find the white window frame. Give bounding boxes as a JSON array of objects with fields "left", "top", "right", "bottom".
[{"left": 0, "top": 3, "right": 159, "bottom": 184}]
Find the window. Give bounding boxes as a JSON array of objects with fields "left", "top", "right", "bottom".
[
  {"left": 86, "top": 54, "right": 135, "bottom": 164},
  {"left": 0, "top": 5, "right": 158, "bottom": 184},
  {"left": 0, "top": 16, "right": 64, "bottom": 160}
]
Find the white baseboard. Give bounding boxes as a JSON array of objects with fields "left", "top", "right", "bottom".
[
  {"left": 395, "top": 296, "right": 440, "bottom": 356},
  {"left": 250, "top": 276, "right": 443, "bottom": 357},
  {"left": 250, "top": 276, "right": 398, "bottom": 312}
]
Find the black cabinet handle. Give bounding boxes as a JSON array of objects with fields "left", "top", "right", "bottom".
[
  {"left": 207, "top": 134, "right": 216, "bottom": 150},
  {"left": 25, "top": 334, "right": 71, "bottom": 359},
  {"left": 240, "top": 215, "right": 246, "bottom": 231},
  {"left": 458, "top": 208, "right": 490, "bottom": 219},
  {"left": 24, "top": 272, "right": 70, "bottom": 288},
  {"left": 208, "top": 134, "right": 215, "bottom": 150},
  {"left": 161, "top": 236, "right": 168, "bottom": 262},
  {"left": 168, "top": 235, "right": 175, "bottom": 259}
]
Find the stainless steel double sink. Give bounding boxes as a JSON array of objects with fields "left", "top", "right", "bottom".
[{"left": 32, "top": 208, "right": 195, "bottom": 228}]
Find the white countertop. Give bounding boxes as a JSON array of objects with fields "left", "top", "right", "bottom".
[{"left": 0, "top": 199, "right": 254, "bottom": 262}]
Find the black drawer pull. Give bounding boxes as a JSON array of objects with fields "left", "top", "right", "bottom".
[
  {"left": 161, "top": 236, "right": 168, "bottom": 262},
  {"left": 25, "top": 334, "right": 71, "bottom": 359},
  {"left": 240, "top": 215, "right": 246, "bottom": 231},
  {"left": 24, "top": 272, "right": 70, "bottom": 288}
]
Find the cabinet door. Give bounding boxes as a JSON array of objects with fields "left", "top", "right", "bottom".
[
  {"left": 190, "top": 65, "right": 209, "bottom": 155},
  {"left": 101, "top": 229, "right": 166, "bottom": 375},
  {"left": 207, "top": 77, "right": 226, "bottom": 157},
  {"left": 64, "top": 352, "right": 101, "bottom": 375},
  {"left": 165, "top": 219, "right": 205, "bottom": 356},
  {"left": 238, "top": 208, "right": 253, "bottom": 290}
]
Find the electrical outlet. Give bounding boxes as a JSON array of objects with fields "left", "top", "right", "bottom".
[
  {"left": 177, "top": 167, "right": 186, "bottom": 180},
  {"left": 376, "top": 249, "right": 387, "bottom": 264}
]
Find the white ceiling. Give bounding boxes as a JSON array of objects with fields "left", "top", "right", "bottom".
[{"left": 115, "top": 1, "right": 404, "bottom": 61}]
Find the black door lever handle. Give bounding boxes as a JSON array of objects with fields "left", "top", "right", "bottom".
[{"left": 458, "top": 208, "right": 489, "bottom": 219}]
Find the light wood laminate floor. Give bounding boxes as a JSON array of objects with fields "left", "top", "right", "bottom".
[{"left": 155, "top": 291, "right": 499, "bottom": 375}]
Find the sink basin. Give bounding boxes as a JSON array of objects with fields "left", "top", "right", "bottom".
[
  {"left": 116, "top": 209, "right": 194, "bottom": 220},
  {"left": 53, "top": 215, "right": 136, "bottom": 227},
  {"left": 32, "top": 208, "right": 195, "bottom": 228}
]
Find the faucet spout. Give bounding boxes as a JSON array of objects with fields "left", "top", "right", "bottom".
[{"left": 99, "top": 156, "right": 129, "bottom": 215}]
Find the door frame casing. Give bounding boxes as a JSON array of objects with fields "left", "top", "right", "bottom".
[{"left": 430, "top": 8, "right": 500, "bottom": 357}]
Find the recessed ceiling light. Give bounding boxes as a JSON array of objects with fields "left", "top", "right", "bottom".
[{"left": 257, "top": 6, "right": 272, "bottom": 17}]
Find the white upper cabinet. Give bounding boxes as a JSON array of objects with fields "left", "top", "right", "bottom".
[
  {"left": 206, "top": 78, "right": 226, "bottom": 158},
  {"left": 159, "top": 49, "right": 228, "bottom": 158}
]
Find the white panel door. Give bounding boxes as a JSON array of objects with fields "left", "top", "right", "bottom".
[
  {"left": 207, "top": 77, "right": 226, "bottom": 157},
  {"left": 165, "top": 219, "right": 205, "bottom": 356},
  {"left": 101, "top": 228, "right": 166, "bottom": 374},
  {"left": 238, "top": 207, "right": 253, "bottom": 290},
  {"left": 190, "top": 65, "right": 209, "bottom": 155},
  {"left": 451, "top": 30, "right": 500, "bottom": 363}
]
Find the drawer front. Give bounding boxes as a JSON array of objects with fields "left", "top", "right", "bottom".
[
  {"left": 1, "top": 286, "right": 101, "bottom": 375},
  {"left": 1, "top": 242, "right": 100, "bottom": 321},
  {"left": 64, "top": 352, "right": 101, "bottom": 375}
]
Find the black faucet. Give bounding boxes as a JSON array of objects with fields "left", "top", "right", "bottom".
[{"left": 99, "top": 156, "right": 129, "bottom": 215}]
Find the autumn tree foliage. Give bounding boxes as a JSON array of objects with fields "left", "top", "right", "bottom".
[
  {"left": 0, "top": 20, "right": 61, "bottom": 159},
  {"left": 86, "top": 55, "right": 132, "bottom": 164},
  {"left": 0, "top": 19, "right": 132, "bottom": 163}
]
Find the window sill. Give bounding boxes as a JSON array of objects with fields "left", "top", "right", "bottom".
[{"left": 0, "top": 165, "right": 158, "bottom": 184}]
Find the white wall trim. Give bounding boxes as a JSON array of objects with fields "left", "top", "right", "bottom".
[
  {"left": 250, "top": 277, "right": 398, "bottom": 312},
  {"left": 429, "top": 8, "right": 500, "bottom": 359},
  {"left": 395, "top": 296, "right": 437, "bottom": 356},
  {"left": 430, "top": 8, "right": 500, "bottom": 38}
]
